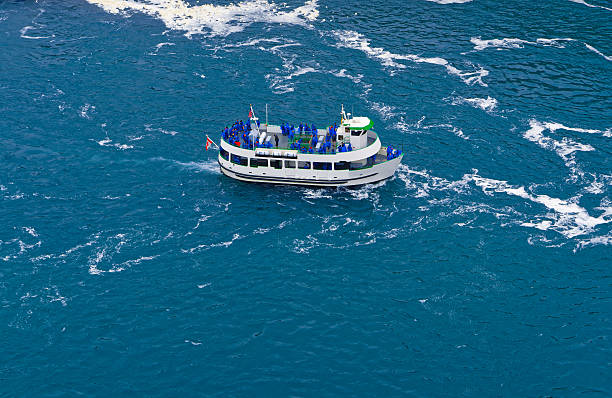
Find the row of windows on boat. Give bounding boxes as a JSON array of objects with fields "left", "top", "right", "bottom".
[{"left": 221, "top": 149, "right": 378, "bottom": 170}]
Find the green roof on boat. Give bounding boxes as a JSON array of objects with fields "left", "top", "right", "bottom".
[{"left": 343, "top": 117, "right": 374, "bottom": 131}]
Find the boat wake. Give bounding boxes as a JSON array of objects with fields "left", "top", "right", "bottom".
[
  {"left": 568, "top": 0, "right": 612, "bottom": 12},
  {"left": 470, "top": 37, "right": 611, "bottom": 62},
  {"left": 395, "top": 164, "right": 612, "bottom": 249},
  {"left": 332, "top": 30, "right": 489, "bottom": 86}
]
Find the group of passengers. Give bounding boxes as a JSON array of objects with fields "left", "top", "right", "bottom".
[
  {"left": 286, "top": 123, "right": 345, "bottom": 154},
  {"left": 222, "top": 119, "right": 367, "bottom": 155},
  {"left": 221, "top": 120, "right": 251, "bottom": 148},
  {"left": 386, "top": 146, "right": 402, "bottom": 160},
  {"left": 221, "top": 119, "right": 273, "bottom": 149}
]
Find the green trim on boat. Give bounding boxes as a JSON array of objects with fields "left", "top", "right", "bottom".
[{"left": 348, "top": 120, "right": 374, "bottom": 130}]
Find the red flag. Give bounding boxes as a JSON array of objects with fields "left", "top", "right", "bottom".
[
  {"left": 248, "top": 109, "right": 253, "bottom": 118},
  {"left": 205, "top": 135, "right": 214, "bottom": 151}
]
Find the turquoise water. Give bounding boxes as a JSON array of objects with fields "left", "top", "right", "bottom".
[{"left": 1, "top": 0, "right": 611, "bottom": 396}]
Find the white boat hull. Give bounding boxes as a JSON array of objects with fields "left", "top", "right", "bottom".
[{"left": 218, "top": 155, "right": 403, "bottom": 187}]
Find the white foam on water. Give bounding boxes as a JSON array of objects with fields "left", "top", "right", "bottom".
[
  {"left": 452, "top": 96, "right": 498, "bottom": 112},
  {"left": 444, "top": 64, "right": 489, "bottom": 86},
  {"left": 471, "top": 37, "right": 529, "bottom": 51},
  {"left": 542, "top": 121, "right": 612, "bottom": 138},
  {"left": 575, "top": 234, "right": 612, "bottom": 251},
  {"left": 197, "top": 283, "right": 211, "bottom": 288},
  {"left": 97, "top": 137, "right": 134, "bottom": 150},
  {"left": 470, "top": 37, "right": 572, "bottom": 51},
  {"left": 391, "top": 118, "right": 414, "bottom": 134},
  {"left": 266, "top": 65, "right": 318, "bottom": 93},
  {"left": 88, "top": 247, "right": 107, "bottom": 275},
  {"left": 349, "top": 179, "right": 387, "bottom": 201},
  {"left": 452, "top": 127, "right": 470, "bottom": 140},
  {"left": 471, "top": 37, "right": 610, "bottom": 62},
  {"left": 182, "top": 233, "right": 241, "bottom": 253},
  {"left": 584, "top": 174, "right": 612, "bottom": 195},
  {"left": 252, "top": 38, "right": 323, "bottom": 94},
  {"left": 20, "top": 25, "right": 52, "bottom": 39},
  {"left": 185, "top": 340, "right": 203, "bottom": 345},
  {"left": 85, "top": 0, "right": 319, "bottom": 37},
  {"left": 60, "top": 238, "right": 99, "bottom": 258},
  {"left": 23, "top": 227, "right": 38, "bottom": 237},
  {"left": 331, "top": 29, "right": 410, "bottom": 70},
  {"left": 369, "top": 101, "right": 398, "bottom": 120},
  {"left": 19, "top": 9, "right": 55, "bottom": 40},
  {"left": 568, "top": 0, "right": 612, "bottom": 11},
  {"left": 523, "top": 120, "right": 598, "bottom": 179},
  {"left": 467, "top": 171, "right": 612, "bottom": 239},
  {"left": 145, "top": 124, "right": 179, "bottom": 136},
  {"left": 44, "top": 285, "right": 68, "bottom": 307},
  {"left": 394, "top": 167, "right": 597, "bottom": 243},
  {"left": 193, "top": 215, "right": 211, "bottom": 231},
  {"left": 149, "top": 41, "right": 176, "bottom": 55},
  {"left": 225, "top": 37, "right": 284, "bottom": 48},
  {"left": 155, "top": 41, "right": 174, "bottom": 49},
  {"left": 330, "top": 69, "right": 364, "bottom": 84},
  {"left": 116, "top": 255, "right": 159, "bottom": 270},
  {"left": 173, "top": 159, "right": 220, "bottom": 173},
  {"left": 79, "top": 103, "right": 95, "bottom": 119},
  {"left": 332, "top": 30, "right": 488, "bottom": 86},
  {"left": 583, "top": 43, "right": 612, "bottom": 61},
  {"left": 303, "top": 189, "right": 333, "bottom": 199},
  {"left": 397, "top": 164, "right": 472, "bottom": 198},
  {"left": 86, "top": 232, "right": 158, "bottom": 275}
]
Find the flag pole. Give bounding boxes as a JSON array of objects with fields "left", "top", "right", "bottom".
[{"left": 265, "top": 104, "right": 268, "bottom": 128}]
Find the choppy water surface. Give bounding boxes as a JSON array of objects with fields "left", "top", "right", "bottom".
[{"left": 1, "top": 0, "right": 611, "bottom": 396}]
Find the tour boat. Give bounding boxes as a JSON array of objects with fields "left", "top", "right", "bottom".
[{"left": 215, "top": 105, "right": 403, "bottom": 187}]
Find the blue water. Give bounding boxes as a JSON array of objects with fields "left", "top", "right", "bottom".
[{"left": 1, "top": 0, "right": 611, "bottom": 396}]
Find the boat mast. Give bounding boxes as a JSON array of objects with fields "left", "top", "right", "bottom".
[{"left": 265, "top": 104, "right": 268, "bottom": 127}]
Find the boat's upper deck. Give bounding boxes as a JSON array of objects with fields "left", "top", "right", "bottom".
[
  {"left": 218, "top": 112, "right": 402, "bottom": 165},
  {"left": 223, "top": 125, "right": 376, "bottom": 153},
  {"left": 221, "top": 118, "right": 378, "bottom": 154}
]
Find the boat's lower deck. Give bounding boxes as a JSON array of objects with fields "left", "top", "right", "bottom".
[{"left": 218, "top": 154, "right": 403, "bottom": 187}]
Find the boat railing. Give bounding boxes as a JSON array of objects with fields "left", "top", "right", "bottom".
[{"left": 220, "top": 131, "right": 380, "bottom": 155}]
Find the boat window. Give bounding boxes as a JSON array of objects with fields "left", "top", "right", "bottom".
[
  {"left": 334, "top": 161, "right": 350, "bottom": 170},
  {"left": 349, "top": 161, "right": 367, "bottom": 170},
  {"left": 284, "top": 160, "right": 296, "bottom": 168},
  {"left": 231, "top": 154, "right": 248, "bottom": 166},
  {"left": 351, "top": 130, "right": 362, "bottom": 136},
  {"left": 298, "top": 161, "right": 311, "bottom": 169},
  {"left": 220, "top": 148, "right": 229, "bottom": 160},
  {"left": 313, "top": 162, "right": 332, "bottom": 170},
  {"left": 270, "top": 159, "right": 282, "bottom": 169},
  {"left": 338, "top": 135, "right": 344, "bottom": 141},
  {"left": 250, "top": 158, "right": 268, "bottom": 167}
]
